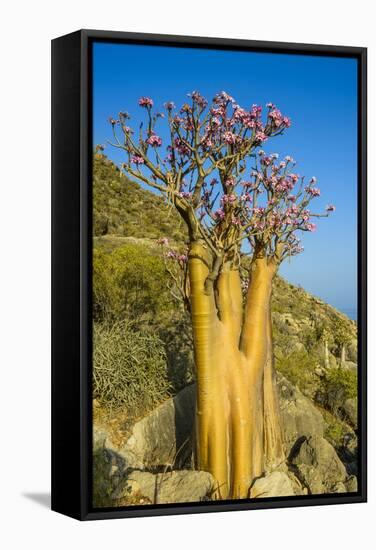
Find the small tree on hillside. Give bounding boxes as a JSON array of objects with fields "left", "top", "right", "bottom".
[{"left": 107, "top": 91, "right": 335, "bottom": 498}]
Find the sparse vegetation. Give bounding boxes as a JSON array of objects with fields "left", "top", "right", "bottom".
[{"left": 93, "top": 321, "right": 171, "bottom": 417}]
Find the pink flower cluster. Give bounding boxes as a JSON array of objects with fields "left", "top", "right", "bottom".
[
  {"left": 220, "top": 194, "right": 237, "bottom": 205},
  {"left": 268, "top": 109, "right": 291, "bottom": 128},
  {"left": 164, "top": 101, "right": 175, "bottom": 111},
  {"left": 131, "top": 155, "right": 144, "bottom": 165},
  {"left": 306, "top": 186, "right": 321, "bottom": 197},
  {"left": 139, "top": 97, "right": 154, "bottom": 108},
  {"left": 146, "top": 134, "right": 162, "bottom": 147},
  {"left": 223, "top": 131, "right": 239, "bottom": 145},
  {"left": 166, "top": 250, "right": 188, "bottom": 263},
  {"left": 157, "top": 237, "right": 169, "bottom": 246},
  {"left": 214, "top": 208, "right": 225, "bottom": 220}
]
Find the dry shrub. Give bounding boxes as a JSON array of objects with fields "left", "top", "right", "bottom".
[{"left": 93, "top": 321, "right": 171, "bottom": 418}]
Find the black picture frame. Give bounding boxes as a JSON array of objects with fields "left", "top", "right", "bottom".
[{"left": 51, "top": 29, "right": 367, "bottom": 521}]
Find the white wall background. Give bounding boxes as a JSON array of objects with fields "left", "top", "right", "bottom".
[{"left": 0, "top": 1, "right": 373, "bottom": 548}]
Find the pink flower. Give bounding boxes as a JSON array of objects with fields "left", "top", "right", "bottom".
[
  {"left": 146, "top": 134, "right": 162, "bottom": 147},
  {"left": 174, "top": 138, "right": 191, "bottom": 156},
  {"left": 138, "top": 97, "right": 154, "bottom": 108},
  {"left": 231, "top": 216, "right": 241, "bottom": 226},
  {"left": 164, "top": 101, "right": 175, "bottom": 111},
  {"left": 214, "top": 91, "right": 234, "bottom": 103},
  {"left": 225, "top": 176, "right": 235, "bottom": 187},
  {"left": 131, "top": 155, "right": 144, "bottom": 165},
  {"left": 223, "top": 131, "right": 238, "bottom": 144},
  {"left": 261, "top": 156, "right": 273, "bottom": 166},
  {"left": 240, "top": 193, "right": 252, "bottom": 202},
  {"left": 241, "top": 180, "right": 253, "bottom": 188},
  {"left": 214, "top": 208, "right": 225, "bottom": 220},
  {"left": 268, "top": 109, "right": 283, "bottom": 126},
  {"left": 254, "top": 131, "right": 268, "bottom": 143},
  {"left": 210, "top": 107, "right": 225, "bottom": 117},
  {"left": 178, "top": 254, "right": 188, "bottom": 263},
  {"left": 157, "top": 237, "right": 169, "bottom": 246},
  {"left": 189, "top": 90, "right": 208, "bottom": 109},
  {"left": 306, "top": 187, "right": 321, "bottom": 197},
  {"left": 305, "top": 222, "right": 317, "bottom": 232},
  {"left": 221, "top": 194, "right": 237, "bottom": 204},
  {"left": 210, "top": 116, "right": 221, "bottom": 126},
  {"left": 178, "top": 191, "right": 192, "bottom": 199}
]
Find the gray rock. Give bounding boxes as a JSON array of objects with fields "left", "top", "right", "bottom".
[
  {"left": 341, "top": 398, "right": 357, "bottom": 428},
  {"left": 291, "top": 435, "right": 347, "bottom": 494},
  {"left": 332, "top": 482, "right": 347, "bottom": 493},
  {"left": 347, "top": 339, "right": 358, "bottom": 363},
  {"left": 116, "top": 469, "right": 215, "bottom": 504},
  {"left": 344, "top": 361, "right": 357, "bottom": 373},
  {"left": 94, "top": 384, "right": 195, "bottom": 470},
  {"left": 345, "top": 475, "right": 358, "bottom": 492},
  {"left": 277, "top": 374, "right": 326, "bottom": 456},
  {"left": 250, "top": 471, "right": 298, "bottom": 498}
]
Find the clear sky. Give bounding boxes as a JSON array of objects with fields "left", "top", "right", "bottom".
[{"left": 92, "top": 42, "right": 358, "bottom": 318}]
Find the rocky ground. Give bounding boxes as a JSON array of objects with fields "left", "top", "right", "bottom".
[{"left": 93, "top": 373, "right": 358, "bottom": 507}]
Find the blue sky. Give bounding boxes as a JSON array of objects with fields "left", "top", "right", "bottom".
[{"left": 93, "top": 42, "right": 358, "bottom": 318}]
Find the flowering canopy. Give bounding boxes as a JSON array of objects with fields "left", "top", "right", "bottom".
[{"left": 107, "top": 90, "right": 334, "bottom": 271}]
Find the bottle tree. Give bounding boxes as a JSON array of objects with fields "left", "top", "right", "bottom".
[{"left": 107, "top": 91, "right": 335, "bottom": 499}]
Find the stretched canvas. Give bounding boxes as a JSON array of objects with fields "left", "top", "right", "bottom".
[{"left": 51, "top": 30, "right": 367, "bottom": 520}]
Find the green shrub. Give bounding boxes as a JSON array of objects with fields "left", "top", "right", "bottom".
[
  {"left": 275, "top": 349, "right": 318, "bottom": 397},
  {"left": 323, "top": 412, "right": 348, "bottom": 448},
  {"left": 317, "top": 367, "right": 357, "bottom": 414},
  {"left": 93, "top": 243, "right": 171, "bottom": 324},
  {"left": 93, "top": 321, "right": 171, "bottom": 417}
]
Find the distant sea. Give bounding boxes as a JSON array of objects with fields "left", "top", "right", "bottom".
[{"left": 339, "top": 308, "right": 357, "bottom": 322}]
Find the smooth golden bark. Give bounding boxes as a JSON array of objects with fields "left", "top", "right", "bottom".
[
  {"left": 263, "top": 305, "right": 285, "bottom": 470},
  {"left": 189, "top": 246, "right": 284, "bottom": 499}
]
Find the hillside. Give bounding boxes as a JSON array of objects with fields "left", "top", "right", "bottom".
[{"left": 93, "top": 153, "right": 187, "bottom": 242}]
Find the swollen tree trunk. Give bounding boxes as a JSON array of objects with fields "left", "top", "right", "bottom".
[{"left": 188, "top": 242, "right": 285, "bottom": 499}]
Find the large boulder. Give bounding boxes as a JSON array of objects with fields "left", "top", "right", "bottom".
[
  {"left": 341, "top": 398, "right": 357, "bottom": 428},
  {"left": 276, "top": 374, "right": 326, "bottom": 456},
  {"left": 290, "top": 435, "right": 347, "bottom": 494},
  {"left": 250, "top": 471, "right": 303, "bottom": 498},
  {"left": 94, "top": 384, "right": 195, "bottom": 470},
  {"left": 114, "top": 469, "right": 215, "bottom": 505}
]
